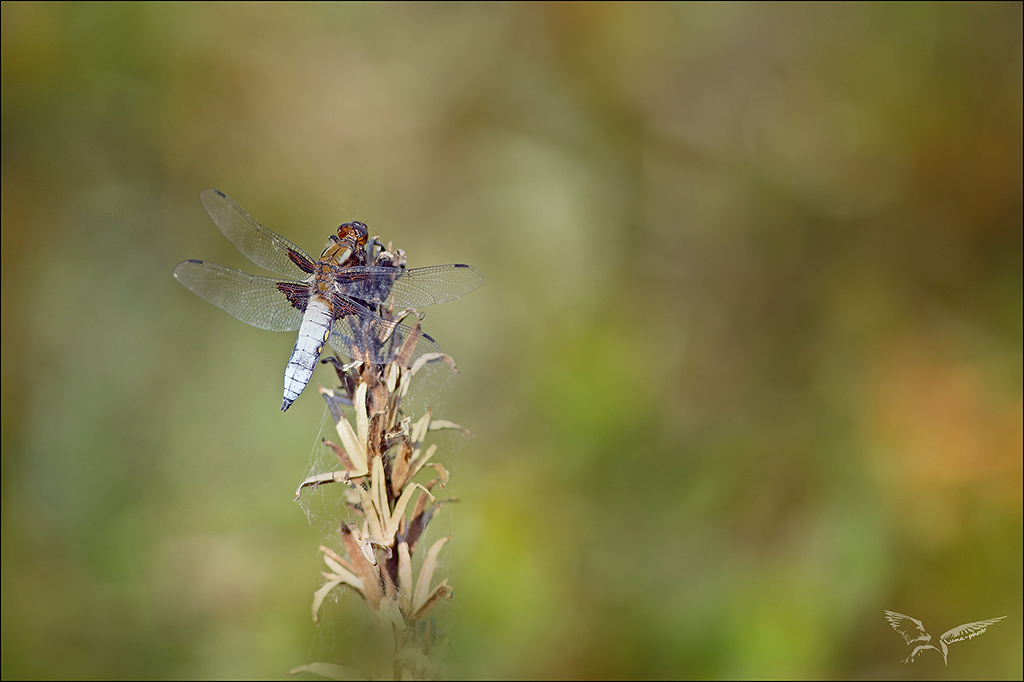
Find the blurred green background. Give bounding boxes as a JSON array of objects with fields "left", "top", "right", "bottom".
[{"left": 2, "top": 2, "right": 1021, "bottom": 678}]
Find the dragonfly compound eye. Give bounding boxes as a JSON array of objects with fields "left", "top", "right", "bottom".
[{"left": 338, "top": 221, "right": 369, "bottom": 246}]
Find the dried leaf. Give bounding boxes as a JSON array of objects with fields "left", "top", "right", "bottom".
[
  {"left": 321, "top": 562, "right": 365, "bottom": 597},
  {"left": 286, "top": 662, "right": 367, "bottom": 680},
  {"left": 412, "top": 536, "right": 449, "bottom": 614},
  {"left": 385, "top": 361, "right": 400, "bottom": 393},
  {"left": 383, "top": 482, "right": 434, "bottom": 546},
  {"left": 411, "top": 581, "right": 452, "bottom": 623},
  {"left": 425, "top": 462, "right": 450, "bottom": 488},
  {"left": 322, "top": 554, "right": 349, "bottom": 577},
  {"left": 406, "top": 490, "right": 441, "bottom": 553},
  {"left": 323, "top": 439, "right": 353, "bottom": 466},
  {"left": 312, "top": 578, "right": 347, "bottom": 623},
  {"left": 406, "top": 443, "right": 437, "bottom": 482},
  {"left": 409, "top": 412, "right": 432, "bottom": 449},
  {"left": 410, "top": 487, "right": 433, "bottom": 523},
  {"left": 353, "top": 382, "right": 370, "bottom": 456},
  {"left": 410, "top": 352, "right": 456, "bottom": 376},
  {"left": 395, "top": 364, "right": 414, "bottom": 403},
  {"left": 397, "top": 541, "right": 413, "bottom": 614},
  {"left": 428, "top": 419, "right": 472, "bottom": 437},
  {"left": 405, "top": 511, "right": 433, "bottom": 556},
  {"left": 320, "top": 545, "right": 355, "bottom": 574},
  {"left": 294, "top": 469, "right": 351, "bottom": 499},
  {"left": 370, "top": 455, "right": 389, "bottom": 534},
  {"left": 380, "top": 553, "right": 397, "bottom": 599},
  {"left": 340, "top": 524, "right": 383, "bottom": 606},
  {"left": 359, "top": 537, "right": 378, "bottom": 567},
  {"left": 357, "top": 483, "right": 385, "bottom": 542},
  {"left": 332, "top": 395, "right": 367, "bottom": 477},
  {"left": 388, "top": 313, "right": 422, "bottom": 369},
  {"left": 383, "top": 594, "right": 406, "bottom": 631},
  {"left": 390, "top": 443, "right": 412, "bottom": 496}
]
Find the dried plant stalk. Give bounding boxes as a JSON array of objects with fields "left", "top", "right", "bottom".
[{"left": 290, "top": 339, "right": 466, "bottom": 680}]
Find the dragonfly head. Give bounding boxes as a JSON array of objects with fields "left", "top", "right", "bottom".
[{"left": 336, "top": 221, "right": 369, "bottom": 249}]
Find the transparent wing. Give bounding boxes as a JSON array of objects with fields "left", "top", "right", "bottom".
[
  {"left": 174, "top": 259, "right": 306, "bottom": 332},
  {"left": 940, "top": 616, "right": 1006, "bottom": 644},
  {"left": 200, "top": 188, "right": 313, "bottom": 279},
  {"left": 334, "top": 264, "right": 484, "bottom": 309},
  {"left": 326, "top": 300, "right": 441, "bottom": 366}
]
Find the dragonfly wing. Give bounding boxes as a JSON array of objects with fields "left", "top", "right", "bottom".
[
  {"left": 174, "top": 260, "right": 306, "bottom": 332},
  {"left": 335, "top": 264, "right": 483, "bottom": 309},
  {"left": 326, "top": 301, "right": 440, "bottom": 366},
  {"left": 200, "top": 188, "right": 315, "bottom": 279}
]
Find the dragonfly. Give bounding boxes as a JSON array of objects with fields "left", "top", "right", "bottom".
[{"left": 174, "top": 189, "right": 483, "bottom": 411}]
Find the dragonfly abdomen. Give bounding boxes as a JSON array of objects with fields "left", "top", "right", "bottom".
[{"left": 282, "top": 296, "right": 334, "bottom": 411}]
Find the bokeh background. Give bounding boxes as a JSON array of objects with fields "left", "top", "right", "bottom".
[{"left": 2, "top": 3, "right": 1021, "bottom": 679}]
